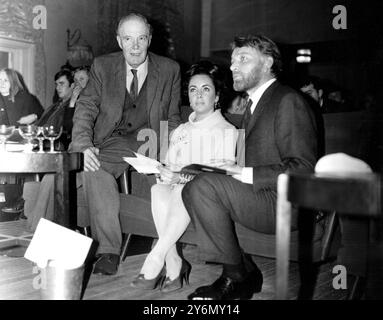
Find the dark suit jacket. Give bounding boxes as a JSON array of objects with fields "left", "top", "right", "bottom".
[
  {"left": 36, "top": 98, "right": 74, "bottom": 150},
  {"left": 244, "top": 81, "right": 318, "bottom": 193},
  {"left": 69, "top": 51, "right": 181, "bottom": 153}
]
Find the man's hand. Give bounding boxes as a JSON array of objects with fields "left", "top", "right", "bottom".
[
  {"left": 221, "top": 164, "right": 243, "bottom": 182},
  {"left": 69, "top": 85, "right": 82, "bottom": 108},
  {"left": 17, "top": 113, "right": 38, "bottom": 125},
  {"left": 83, "top": 147, "right": 100, "bottom": 172},
  {"left": 156, "top": 165, "right": 180, "bottom": 184}
]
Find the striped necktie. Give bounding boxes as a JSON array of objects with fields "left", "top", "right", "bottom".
[{"left": 130, "top": 69, "right": 138, "bottom": 100}]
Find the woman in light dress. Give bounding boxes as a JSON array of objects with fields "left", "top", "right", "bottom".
[{"left": 132, "top": 61, "right": 238, "bottom": 293}]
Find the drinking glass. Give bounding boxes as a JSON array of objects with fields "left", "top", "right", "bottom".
[
  {"left": 36, "top": 126, "right": 45, "bottom": 153},
  {"left": 42, "top": 125, "right": 63, "bottom": 153},
  {"left": 0, "top": 125, "right": 15, "bottom": 152},
  {"left": 18, "top": 125, "right": 39, "bottom": 152}
]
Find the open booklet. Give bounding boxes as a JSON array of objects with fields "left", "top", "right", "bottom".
[{"left": 123, "top": 152, "right": 236, "bottom": 176}]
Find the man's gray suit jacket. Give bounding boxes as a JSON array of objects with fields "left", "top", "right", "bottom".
[{"left": 69, "top": 51, "right": 181, "bottom": 153}]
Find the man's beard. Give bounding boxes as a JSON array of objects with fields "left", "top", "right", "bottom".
[{"left": 233, "top": 65, "right": 263, "bottom": 92}]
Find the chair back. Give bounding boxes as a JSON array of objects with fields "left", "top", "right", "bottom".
[
  {"left": 287, "top": 173, "right": 381, "bottom": 217},
  {"left": 276, "top": 172, "right": 382, "bottom": 299}
]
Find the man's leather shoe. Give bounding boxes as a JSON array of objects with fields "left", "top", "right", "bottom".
[
  {"left": 188, "top": 268, "right": 263, "bottom": 300},
  {"left": 93, "top": 253, "right": 119, "bottom": 275}
]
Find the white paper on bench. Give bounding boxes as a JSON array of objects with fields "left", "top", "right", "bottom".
[{"left": 24, "top": 218, "right": 93, "bottom": 269}]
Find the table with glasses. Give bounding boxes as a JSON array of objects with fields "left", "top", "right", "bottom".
[
  {"left": 0, "top": 151, "right": 83, "bottom": 227},
  {"left": 0, "top": 124, "right": 82, "bottom": 227}
]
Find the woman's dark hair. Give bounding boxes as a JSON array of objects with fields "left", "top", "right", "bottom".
[{"left": 184, "top": 60, "right": 226, "bottom": 108}]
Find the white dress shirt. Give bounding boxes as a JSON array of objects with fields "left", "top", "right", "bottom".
[
  {"left": 239, "top": 78, "right": 276, "bottom": 184},
  {"left": 125, "top": 57, "right": 148, "bottom": 95}
]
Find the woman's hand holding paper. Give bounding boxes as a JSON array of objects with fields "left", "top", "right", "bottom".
[{"left": 156, "top": 165, "right": 181, "bottom": 184}]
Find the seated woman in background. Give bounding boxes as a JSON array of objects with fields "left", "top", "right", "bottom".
[
  {"left": 0, "top": 68, "right": 43, "bottom": 126},
  {"left": 132, "top": 61, "right": 238, "bottom": 293},
  {"left": 0, "top": 68, "right": 44, "bottom": 186}
]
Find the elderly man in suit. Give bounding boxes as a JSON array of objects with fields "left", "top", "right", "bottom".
[
  {"left": 69, "top": 13, "right": 181, "bottom": 275},
  {"left": 182, "top": 35, "right": 319, "bottom": 300}
]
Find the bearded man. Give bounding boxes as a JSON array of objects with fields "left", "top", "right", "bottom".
[{"left": 182, "top": 35, "right": 319, "bottom": 300}]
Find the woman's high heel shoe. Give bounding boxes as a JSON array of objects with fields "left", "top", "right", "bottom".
[
  {"left": 161, "top": 259, "right": 191, "bottom": 293},
  {"left": 131, "top": 267, "right": 166, "bottom": 290}
]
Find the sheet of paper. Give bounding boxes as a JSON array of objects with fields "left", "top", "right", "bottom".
[
  {"left": 123, "top": 152, "right": 162, "bottom": 174},
  {"left": 24, "top": 218, "right": 93, "bottom": 269}
]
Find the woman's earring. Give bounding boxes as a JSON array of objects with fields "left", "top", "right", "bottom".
[{"left": 214, "top": 101, "right": 219, "bottom": 110}]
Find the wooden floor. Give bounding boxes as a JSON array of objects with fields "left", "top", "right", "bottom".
[{"left": 0, "top": 220, "right": 346, "bottom": 300}]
